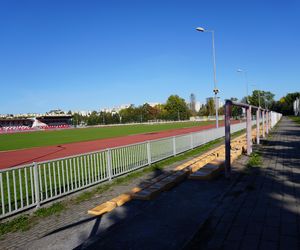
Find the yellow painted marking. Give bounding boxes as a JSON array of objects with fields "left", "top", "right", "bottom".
[
  {"left": 88, "top": 201, "right": 116, "bottom": 216},
  {"left": 110, "top": 193, "right": 132, "bottom": 207}
]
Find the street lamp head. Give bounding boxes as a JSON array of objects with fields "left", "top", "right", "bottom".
[
  {"left": 237, "top": 69, "right": 243, "bottom": 72},
  {"left": 196, "top": 27, "right": 205, "bottom": 32},
  {"left": 213, "top": 88, "right": 219, "bottom": 94}
]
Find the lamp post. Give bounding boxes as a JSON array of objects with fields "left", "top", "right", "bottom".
[
  {"left": 237, "top": 69, "right": 249, "bottom": 104},
  {"left": 196, "top": 27, "right": 219, "bottom": 128}
]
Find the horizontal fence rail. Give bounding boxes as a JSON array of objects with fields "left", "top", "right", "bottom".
[{"left": 0, "top": 120, "right": 264, "bottom": 219}]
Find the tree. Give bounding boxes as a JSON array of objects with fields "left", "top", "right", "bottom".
[
  {"left": 240, "top": 96, "right": 248, "bottom": 104},
  {"left": 198, "top": 104, "right": 208, "bottom": 116},
  {"left": 87, "top": 111, "right": 100, "bottom": 125},
  {"left": 72, "top": 113, "right": 80, "bottom": 126},
  {"left": 248, "top": 90, "right": 275, "bottom": 108},
  {"left": 165, "top": 95, "right": 190, "bottom": 120},
  {"left": 207, "top": 98, "right": 215, "bottom": 116},
  {"left": 105, "top": 112, "right": 120, "bottom": 124},
  {"left": 139, "top": 103, "right": 160, "bottom": 121},
  {"left": 72, "top": 112, "right": 87, "bottom": 126},
  {"left": 119, "top": 105, "right": 139, "bottom": 123},
  {"left": 99, "top": 111, "right": 106, "bottom": 124},
  {"left": 230, "top": 97, "right": 243, "bottom": 118},
  {"left": 272, "top": 92, "right": 300, "bottom": 115},
  {"left": 218, "top": 106, "right": 224, "bottom": 115},
  {"left": 156, "top": 104, "right": 169, "bottom": 120}
]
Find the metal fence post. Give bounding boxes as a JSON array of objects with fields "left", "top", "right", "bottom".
[
  {"left": 266, "top": 111, "right": 269, "bottom": 135},
  {"left": 173, "top": 136, "right": 176, "bottom": 156},
  {"left": 246, "top": 106, "right": 252, "bottom": 155},
  {"left": 256, "top": 108, "right": 260, "bottom": 145},
  {"left": 33, "top": 162, "right": 40, "bottom": 208},
  {"left": 146, "top": 141, "right": 151, "bottom": 165},
  {"left": 106, "top": 149, "right": 113, "bottom": 181},
  {"left": 225, "top": 100, "right": 232, "bottom": 178},
  {"left": 262, "top": 110, "right": 265, "bottom": 138}
]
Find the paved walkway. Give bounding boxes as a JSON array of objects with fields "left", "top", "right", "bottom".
[{"left": 187, "top": 117, "right": 300, "bottom": 249}]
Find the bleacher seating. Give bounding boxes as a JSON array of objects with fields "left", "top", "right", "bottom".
[
  {"left": 0, "top": 124, "right": 71, "bottom": 133},
  {"left": 40, "top": 124, "right": 71, "bottom": 130},
  {"left": 0, "top": 126, "right": 34, "bottom": 133},
  {"left": 0, "top": 115, "right": 73, "bottom": 134}
]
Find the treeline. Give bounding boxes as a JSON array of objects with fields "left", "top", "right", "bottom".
[
  {"left": 271, "top": 92, "right": 300, "bottom": 115},
  {"left": 240, "top": 90, "right": 300, "bottom": 116},
  {"left": 197, "top": 90, "right": 299, "bottom": 118},
  {"left": 71, "top": 93, "right": 244, "bottom": 126},
  {"left": 72, "top": 89, "right": 300, "bottom": 127},
  {"left": 72, "top": 95, "right": 193, "bottom": 126},
  {"left": 198, "top": 98, "right": 225, "bottom": 117}
]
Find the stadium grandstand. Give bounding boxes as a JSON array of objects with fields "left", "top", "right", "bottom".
[
  {"left": 34, "top": 115, "right": 72, "bottom": 129},
  {"left": 0, "top": 118, "right": 34, "bottom": 133},
  {"left": 0, "top": 114, "right": 73, "bottom": 133},
  {"left": 294, "top": 97, "right": 300, "bottom": 116}
]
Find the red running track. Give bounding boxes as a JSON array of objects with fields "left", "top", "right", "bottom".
[{"left": 0, "top": 122, "right": 237, "bottom": 169}]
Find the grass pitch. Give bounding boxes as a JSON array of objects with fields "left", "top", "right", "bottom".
[{"left": 0, "top": 121, "right": 214, "bottom": 151}]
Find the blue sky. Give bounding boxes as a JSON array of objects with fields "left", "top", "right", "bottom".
[{"left": 0, "top": 0, "right": 299, "bottom": 114}]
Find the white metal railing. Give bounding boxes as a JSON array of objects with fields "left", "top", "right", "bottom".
[
  {"left": 294, "top": 98, "right": 300, "bottom": 116},
  {"left": 0, "top": 121, "right": 247, "bottom": 219}
]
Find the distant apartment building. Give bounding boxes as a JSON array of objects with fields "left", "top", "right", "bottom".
[
  {"left": 195, "top": 101, "right": 202, "bottom": 112},
  {"left": 144, "top": 102, "right": 161, "bottom": 108},
  {"left": 72, "top": 110, "right": 92, "bottom": 116},
  {"left": 0, "top": 110, "right": 69, "bottom": 118},
  {"left": 187, "top": 101, "right": 202, "bottom": 112},
  {"left": 101, "top": 104, "right": 132, "bottom": 114},
  {"left": 46, "top": 109, "right": 66, "bottom": 115}
]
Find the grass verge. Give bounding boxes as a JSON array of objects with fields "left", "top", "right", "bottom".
[
  {"left": 246, "top": 152, "right": 262, "bottom": 168},
  {"left": 0, "top": 202, "right": 64, "bottom": 236},
  {"left": 289, "top": 116, "right": 300, "bottom": 125},
  {"left": 33, "top": 202, "right": 65, "bottom": 218},
  {"left": 0, "top": 215, "right": 31, "bottom": 236}
]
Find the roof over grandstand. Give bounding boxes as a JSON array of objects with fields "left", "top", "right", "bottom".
[
  {"left": 0, "top": 115, "right": 72, "bottom": 120},
  {"left": 37, "top": 115, "right": 72, "bottom": 119},
  {"left": 0, "top": 118, "right": 32, "bottom": 121}
]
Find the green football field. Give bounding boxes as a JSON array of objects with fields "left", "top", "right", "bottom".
[{"left": 0, "top": 121, "right": 214, "bottom": 151}]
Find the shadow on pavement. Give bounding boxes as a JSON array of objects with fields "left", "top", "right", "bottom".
[{"left": 186, "top": 117, "right": 300, "bottom": 250}]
